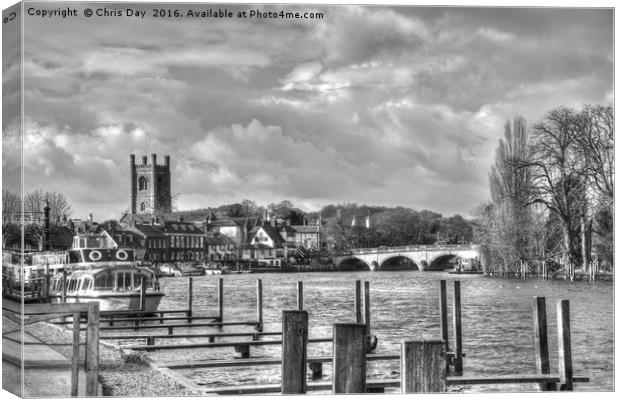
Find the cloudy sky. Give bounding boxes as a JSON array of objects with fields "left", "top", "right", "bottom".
[{"left": 1, "top": 1, "right": 613, "bottom": 220}]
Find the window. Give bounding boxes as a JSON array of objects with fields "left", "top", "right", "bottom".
[
  {"left": 140, "top": 202, "right": 146, "bottom": 212},
  {"left": 138, "top": 176, "right": 148, "bottom": 190}
]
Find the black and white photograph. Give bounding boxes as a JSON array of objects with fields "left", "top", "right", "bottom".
[{"left": 1, "top": 0, "right": 615, "bottom": 397}]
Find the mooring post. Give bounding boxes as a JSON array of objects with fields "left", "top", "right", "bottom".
[
  {"left": 439, "top": 280, "right": 449, "bottom": 354},
  {"left": 62, "top": 269, "right": 67, "bottom": 303},
  {"left": 281, "top": 310, "right": 308, "bottom": 394},
  {"left": 401, "top": 339, "right": 446, "bottom": 393},
  {"left": 217, "top": 278, "right": 224, "bottom": 322},
  {"left": 332, "top": 323, "right": 367, "bottom": 393},
  {"left": 140, "top": 276, "right": 146, "bottom": 312},
  {"left": 256, "top": 279, "right": 263, "bottom": 332},
  {"left": 452, "top": 280, "right": 463, "bottom": 375},
  {"left": 44, "top": 264, "right": 50, "bottom": 299},
  {"left": 187, "top": 277, "right": 193, "bottom": 319},
  {"left": 363, "top": 281, "right": 370, "bottom": 335},
  {"left": 71, "top": 312, "right": 80, "bottom": 397},
  {"left": 296, "top": 281, "right": 303, "bottom": 310},
  {"left": 354, "top": 280, "right": 362, "bottom": 324},
  {"left": 533, "top": 297, "right": 555, "bottom": 391},
  {"left": 557, "top": 300, "right": 573, "bottom": 391},
  {"left": 86, "top": 302, "right": 100, "bottom": 397}
]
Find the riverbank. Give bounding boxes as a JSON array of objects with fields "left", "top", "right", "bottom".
[
  {"left": 2, "top": 316, "right": 194, "bottom": 396},
  {"left": 483, "top": 269, "right": 613, "bottom": 281}
]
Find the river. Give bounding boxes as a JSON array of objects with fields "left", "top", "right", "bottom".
[{"left": 142, "top": 271, "right": 613, "bottom": 392}]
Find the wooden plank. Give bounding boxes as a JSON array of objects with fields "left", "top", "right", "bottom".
[
  {"left": 198, "top": 375, "right": 589, "bottom": 395},
  {"left": 54, "top": 315, "right": 220, "bottom": 324},
  {"left": 85, "top": 302, "right": 100, "bottom": 396},
  {"left": 401, "top": 339, "right": 446, "bottom": 392},
  {"left": 533, "top": 297, "right": 555, "bottom": 391},
  {"left": 71, "top": 312, "right": 80, "bottom": 397},
  {"left": 354, "top": 280, "right": 362, "bottom": 324},
  {"left": 256, "top": 279, "right": 263, "bottom": 332},
  {"left": 333, "top": 323, "right": 366, "bottom": 393},
  {"left": 62, "top": 269, "right": 67, "bottom": 303},
  {"left": 557, "top": 299, "right": 573, "bottom": 391},
  {"left": 439, "top": 280, "right": 449, "bottom": 352},
  {"left": 217, "top": 278, "right": 224, "bottom": 322},
  {"left": 120, "top": 337, "right": 332, "bottom": 351},
  {"left": 201, "top": 379, "right": 401, "bottom": 395},
  {"left": 100, "top": 331, "right": 282, "bottom": 341},
  {"left": 447, "top": 374, "right": 590, "bottom": 385},
  {"left": 453, "top": 280, "right": 463, "bottom": 375},
  {"left": 156, "top": 353, "right": 400, "bottom": 369},
  {"left": 93, "top": 321, "right": 260, "bottom": 331},
  {"left": 282, "top": 310, "right": 308, "bottom": 393},
  {"left": 296, "top": 281, "right": 303, "bottom": 311},
  {"left": 3, "top": 301, "right": 89, "bottom": 315}
]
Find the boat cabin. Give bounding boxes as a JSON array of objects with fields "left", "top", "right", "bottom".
[{"left": 52, "top": 267, "right": 157, "bottom": 294}]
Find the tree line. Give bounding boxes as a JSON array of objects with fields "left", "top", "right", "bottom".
[{"left": 474, "top": 104, "right": 613, "bottom": 276}]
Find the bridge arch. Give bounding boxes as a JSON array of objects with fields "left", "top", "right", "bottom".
[
  {"left": 428, "top": 253, "right": 462, "bottom": 271},
  {"left": 335, "top": 256, "right": 372, "bottom": 271},
  {"left": 378, "top": 255, "right": 420, "bottom": 271}
]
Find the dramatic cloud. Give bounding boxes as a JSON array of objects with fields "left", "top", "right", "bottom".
[{"left": 3, "top": 3, "right": 613, "bottom": 219}]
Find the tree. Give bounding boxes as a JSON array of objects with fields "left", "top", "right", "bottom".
[
  {"left": 23, "top": 189, "right": 72, "bottom": 223},
  {"left": 484, "top": 116, "right": 534, "bottom": 272},
  {"left": 2, "top": 190, "right": 21, "bottom": 222},
  {"left": 526, "top": 107, "right": 585, "bottom": 272}
]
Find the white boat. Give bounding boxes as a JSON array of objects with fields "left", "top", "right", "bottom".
[
  {"left": 3, "top": 232, "right": 165, "bottom": 311},
  {"left": 48, "top": 266, "right": 164, "bottom": 312}
]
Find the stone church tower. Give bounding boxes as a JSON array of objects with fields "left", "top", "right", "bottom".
[{"left": 129, "top": 154, "right": 171, "bottom": 215}]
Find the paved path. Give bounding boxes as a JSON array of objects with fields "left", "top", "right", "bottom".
[{"left": 2, "top": 328, "right": 101, "bottom": 397}]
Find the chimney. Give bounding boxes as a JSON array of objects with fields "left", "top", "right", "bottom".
[
  {"left": 88, "top": 213, "right": 93, "bottom": 222},
  {"left": 151, "top": 153, "right": 157, "bottom": 166},
  {"left": 43, "top": 201, "right": 51, "bottom": 251},
  {"left": 142, "top": 155, "right": 147, "bottom": 165},
  {"left": 164, "top": 155, "right": 170, "bottom": 167}
]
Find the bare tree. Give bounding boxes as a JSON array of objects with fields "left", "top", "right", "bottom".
[
  {"left": 526, "top": 107, "right": 585, "bottom": 275},
  {"left": 2, "top": 189, "right": 22, "bottom": 222},
  {"left": 23, "top": 189, "right": 72, "bottom": 223}
]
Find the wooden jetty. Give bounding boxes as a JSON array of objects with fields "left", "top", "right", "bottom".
[{"left": 32, "top": 277, "right": 590, "bottom": 395}]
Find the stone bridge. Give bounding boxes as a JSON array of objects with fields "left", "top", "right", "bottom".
[{"left": 333, "top": 244, "right": 481, "bottom": 271}]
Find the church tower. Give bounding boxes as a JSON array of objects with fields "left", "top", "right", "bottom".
[{"left": 129, "top": 154, "right": 171, "bottom": 215}]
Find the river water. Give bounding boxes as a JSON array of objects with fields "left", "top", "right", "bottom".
[{"left": 141, "top": 271, "right": 613, "bottom": 392}]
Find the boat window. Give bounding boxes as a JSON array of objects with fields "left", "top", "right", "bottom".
[
  {"left": 125, "top": 272, "right": 132, "bottom": 290},
  {"left": 95, "top": 273, "right": 114, "bottom": 290}
]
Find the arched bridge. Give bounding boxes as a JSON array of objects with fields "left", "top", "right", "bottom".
[{"left": 334, "top": 244, "right": 481, "bottom": 272}]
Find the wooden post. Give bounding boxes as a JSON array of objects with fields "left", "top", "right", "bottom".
[
  {"left": 363, "top": 281, "right": 370, "bottom": 336},
  {"left": 187, "top": 277, "right": 193, "bottom": 318},
  {"left": 71, "top": 312, "right": 80, "bottom": 396},
  {"left": 256, "top": 279, "right": 263, "bottom": 332},
  {"left": 557, "top": 300, "right": 573, "bottom": 391},
  {"left": 44, "top": 265, "right": 50, "bottom": 299},
  {"left": 281, "top": 310, "right": 308, "bottom": 394},
  {"left": 62, "top": 269, "right": 67, "bottom": 303},
  {"left": 354, "top": 280, "right": 362, "bottom": 324},
  {"left": 439, "top": 280, "right": 449, "bottom": 353},
  {"left": 217, "top": 278, "right": 224, "bottom": 322},
  {"left": 140, "top": 276, "right": 146, "bottom": 312},
  {"left": 296, "top": 281, "right": 303, "bottom": 310},
  {"left": 86, "top": 302, "right": 100, "bottom": 396},
  {"left": 332, "top": 323, "right": 366, "bottom": 393},
  {"left": 533, "top": 297, "right": 555, "bottom": 391},
  {"left": 401, "top": 339, "right": 446, "bottom": 392},
  {"left": 452, "top": 280, "right": 463, "bottom": 375}
]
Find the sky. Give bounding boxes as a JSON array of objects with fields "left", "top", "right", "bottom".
[{"left": 1, "top": 1, "right": 614, "bottom": 221}]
